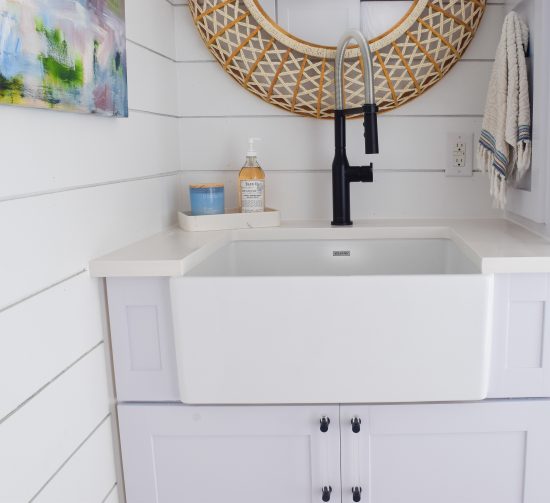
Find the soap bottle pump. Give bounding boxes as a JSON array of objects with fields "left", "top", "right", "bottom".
[{"left": 239, "top": 137, "right": 265, "bottom": 213}]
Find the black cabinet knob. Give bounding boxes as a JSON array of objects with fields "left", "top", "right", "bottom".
[
  {"left": 351, "top": 417, "right": 361, "bottom": 434},
  {"left": 322, "top": 486, "right": 332, "bottom": 502},
  {"left": 352, "top": 486, "right": 362, "bottom": 502},
  {"left": 320, "top": 416, "right": 330, "bottom": 433}
]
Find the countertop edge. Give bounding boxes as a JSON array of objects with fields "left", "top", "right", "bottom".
[
  {"left": 89, "top": 219, "right": 550, "bottom": 277},
  {"left": 89, "top": 260, "right": 184, "bottom": 278}
]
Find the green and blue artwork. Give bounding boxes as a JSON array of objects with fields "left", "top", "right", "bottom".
[{"left": 0, "top": 0, "right": 128, "bottom": 116}]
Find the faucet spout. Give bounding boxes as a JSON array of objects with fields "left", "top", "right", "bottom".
[
  {"left": 331, "top": 29, "right": 379, "bottom": 226},
  {"left": 335, "top": 29, "right": 375, "bottom": 110}
]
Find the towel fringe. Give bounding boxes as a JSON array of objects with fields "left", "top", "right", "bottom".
[
  {"left": 477, "top": 144, "right": 492, "bottom": 173},
  {"left": 489, "top": 168, "right": 507, "bottom": 209},
  {"left": 515, "top": 140, "right": 532, "bottom": 180},
  {"left": 478, "top": 144, "right": 507, "bottom": 209}
]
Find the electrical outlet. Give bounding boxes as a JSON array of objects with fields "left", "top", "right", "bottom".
[
  {"left": 454, "top": 156, "right": 465, "bottom": 168},
  {"left": 446, "top": 133, "right": 473, "bottom": 177}
]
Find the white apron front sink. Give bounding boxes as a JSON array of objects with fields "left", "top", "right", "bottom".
[{"left": 170, "top": 238, "right": 493, "bottom": 404}]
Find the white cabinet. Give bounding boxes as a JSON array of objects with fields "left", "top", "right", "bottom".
[
  {"left": 107, "top": 275, "right": 550, "bottom": 503},
  {"left": 118, "top": 404, "right": 341, "bottom": 503},
  {"left": 341, "top": 401, "right": 550, "bottom": 503},
  {"left": 119, "top": 401, "right": 550, "bottom": 503},
  {"left": 106, "top": 275, "right": 550, "bottom": 403}
]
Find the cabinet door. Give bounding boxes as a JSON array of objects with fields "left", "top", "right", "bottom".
[
  {"left": 119, "top": 404, "right": 341, "bottom": 503},
  {"left": 341, "top": 401, "right": 550, "bottom": 503}
]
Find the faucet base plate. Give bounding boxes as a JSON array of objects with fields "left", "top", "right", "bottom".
[{"left": 331, "top": 220, "right": 353, "bottom": 227}]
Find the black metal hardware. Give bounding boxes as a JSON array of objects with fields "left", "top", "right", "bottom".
[
  {"left": 352, "top": 486, "right": 362, "bottom": 502},
  {"left": 322, "top": 486, "right": 333, "bottom": 502},
  {"left": 347, "top": 164, "right": 373, "bottom": 183},
  {"left": 351, "top": 417, "right": 361, "bottom": 434},
  {"left": 320, "top": 416, "right": 331, "bottom": 433},
  {"left": 332, "top": 103, "right": 379, "bottom": 226}
]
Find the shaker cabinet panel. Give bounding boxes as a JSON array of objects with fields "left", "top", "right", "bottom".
[
  {"left": 118, "top": 404, "right": 341, "bottom": 503},
  {"left": 106, "top": 277, "right": 179, "bottom": 401},
  {"left": 341, "top": 400, "right": 550, "bottom": 503},
  {"left": 489, "top": 274, "right": 550, "bottom": 398}
]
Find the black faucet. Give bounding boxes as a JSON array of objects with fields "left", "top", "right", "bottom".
[{"left": 332, "top": 30, "right": 379, "bottom": 226}]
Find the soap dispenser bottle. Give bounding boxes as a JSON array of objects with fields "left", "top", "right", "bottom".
[{"left": 239, "top": 137, "right": 265, "bottom": 213}]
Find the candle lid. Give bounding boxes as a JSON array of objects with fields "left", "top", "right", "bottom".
[{"left": 190, "top": 183, "right": 224, "bottom": 189}]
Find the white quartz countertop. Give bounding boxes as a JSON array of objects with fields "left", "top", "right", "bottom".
[{"left": 89, "top": 218, "right": 550, "bottom": 277}]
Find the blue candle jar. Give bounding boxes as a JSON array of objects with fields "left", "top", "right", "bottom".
[{"left": 189, "top": 184, "right": 225, "bottom": 215}]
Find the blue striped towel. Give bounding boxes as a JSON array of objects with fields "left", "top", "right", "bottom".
[{"left": 478, "top": 11, "right": 531, "bottom": 208}]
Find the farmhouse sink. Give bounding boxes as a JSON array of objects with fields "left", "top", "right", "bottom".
[
  {"left": 185, "top": 238, "right": 480, "bottom": 276},
  {"left": 170, "top": 237, "right": 493, "bottom": 404}
]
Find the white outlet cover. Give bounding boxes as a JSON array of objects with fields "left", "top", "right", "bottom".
[{"left": 446, "top": 133, "right": 473, "bottom": 177}]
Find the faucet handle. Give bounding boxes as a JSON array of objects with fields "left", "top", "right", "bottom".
[
  {"left": 348, "top": 164, "right": 373, "bottom": 183},
  {"left": 363, "top": 103, "right": 379, "bottom": 155}
]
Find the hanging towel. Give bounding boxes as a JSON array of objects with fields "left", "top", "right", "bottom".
[{"left": 478, "top": 11, "right": 531, "bottom": 209}]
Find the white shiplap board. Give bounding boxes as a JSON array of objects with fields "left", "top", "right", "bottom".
[
  {"left": 102, "top": 486, "right": 121, "bottom": 503},
  {"left": 127, "top": 0, "right": 176, "bottom": 59},
  {"left": 0, "top": 173, "right": 179, "bottom": 310},
  {"left": 0, "top": 1, "right": 181, "bottom": 501},
  {"left": 33, "top": 419, "right": 118, "bottom": 503},
  {"left": 0, "top": 107, "right": 178, "bottom": 200},
  {"left": 463, "top": 4, "right": 507, "bottom": 60},
  {"left": 179, "top": 115, "right": 484, "bottom": 172},
  {"left": 127, "top": 41, "right": 178, "bottom": 116},
  {"left": 0, "top": 347, "right": 110, "bottom": 502},
  {"left": 174, "top": 5, "right": 213, "bottom": 62},
  {"left": 0, "top": 273, "right": 103, "bottom": 420}
]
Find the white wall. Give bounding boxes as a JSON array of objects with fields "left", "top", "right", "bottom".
[
  {"left": 175, "top": 1, "right": 506, "bottom": 220},
  {"left": 0, "top": 0, "right": 179, "bottom": 501},
  {"left": 0, "top": 2, "right": 512, "bottom": 501}
]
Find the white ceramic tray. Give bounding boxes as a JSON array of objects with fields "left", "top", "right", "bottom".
[{"left": 178, "top": 208, "right": 281, "bottom": 232}]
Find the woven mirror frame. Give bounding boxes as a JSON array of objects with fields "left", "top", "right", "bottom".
[{"left": 189, "top": 0, "right": 487, "bottom": 118}]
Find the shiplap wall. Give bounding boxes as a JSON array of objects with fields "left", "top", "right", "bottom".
[
  {"left": 0, "top": 2, "right": 511, "bottom": 501},
  {"left": 175, "top": 1, "right": 506, "bottom": 219},
  {"left": 0, "top": 0, "right": 179, "bottom": 501}
]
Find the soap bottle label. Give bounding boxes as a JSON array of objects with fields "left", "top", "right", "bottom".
[{"left": 240, "top": 180, "right": 265, "bottom": 213}]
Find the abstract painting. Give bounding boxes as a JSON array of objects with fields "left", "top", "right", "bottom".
[{"left": 0, "top": 0, "right": 128, "bottom": 116}]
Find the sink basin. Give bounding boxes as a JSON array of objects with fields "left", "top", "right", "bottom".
[
  {"left": 170, "top": 237, "right": 492, "bottom": 404},
  {"left": 186, "top": 238, "right": 479, "bottom": 276}
]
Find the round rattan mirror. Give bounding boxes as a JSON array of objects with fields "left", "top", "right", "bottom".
[{"left": 189, "top": 0, "right": 486, "bottom": 118}]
